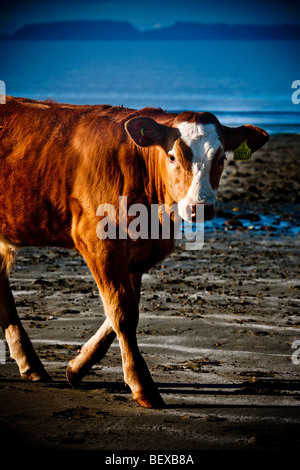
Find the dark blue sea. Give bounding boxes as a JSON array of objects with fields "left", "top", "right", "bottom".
[{"left": 0, "top": 39, "right": 300, "bottom": 134}]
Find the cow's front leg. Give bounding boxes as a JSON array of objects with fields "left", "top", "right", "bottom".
[
  {"left": 66, "top": 273, "right": 141, "bottom": 386},
  {"left": 82, "top": 251, "right": 163, "bottom": 408},
  {"left": 100, "top": 281, "right": 164, "bottom": 408},
  {"left": 70, "top": 199, "right": 163, "bottom": 408}
]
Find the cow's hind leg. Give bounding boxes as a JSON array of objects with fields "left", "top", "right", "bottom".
[
  {"left": 67, "top": 317, "right": 116, "bottom": 386},
  {"left": 0, "top": 244, "right": 50, "bottom": 381},
  {"left": 66, "top": 274, "right": 141, "bottom": 386}
]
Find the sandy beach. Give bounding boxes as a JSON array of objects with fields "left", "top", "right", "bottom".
[{"left": 0, "top": 133, "right": 299, "bottom": 452}]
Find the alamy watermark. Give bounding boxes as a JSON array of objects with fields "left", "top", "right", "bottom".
[
  {"left": 0, "top": 340, "right": 6, "bottom": 364},
  {"left": 96, "top": 196, "right": 204, "bottom": 250},
  {"left": 0, "top": 80, "right": 5, "bottom": 104},
  {"left": 291, "top": 80, "right": 300, "bottom": 105},
  {"left": 292, "top": 340, "right": 300, "bottom": 365}
]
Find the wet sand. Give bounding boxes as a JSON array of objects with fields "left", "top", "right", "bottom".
[{"left": 0, "top": 134, "right": 299, "bottom": 452}]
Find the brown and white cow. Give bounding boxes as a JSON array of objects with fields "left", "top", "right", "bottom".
[{"left": 0, "top": 97, "right": 268, "bottom": 407}]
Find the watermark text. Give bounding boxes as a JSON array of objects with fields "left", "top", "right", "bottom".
[
  {"left": 0, "top": 340, "right": 6, "bottom": 364},
  {"left": 292, "top": 340, "right": 300, "bottom": 365},
  {"left": 96, "top": 196, "right": 204, "bottom": 250},
  {"left": 291, "top": 80, "right": 300, "bottom": 105},
  {"left": 0, "top": 80, "right": 5, "bottom": 104}
]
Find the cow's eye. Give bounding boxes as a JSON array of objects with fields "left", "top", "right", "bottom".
[
  {"left": 168, "top": 154, "right": 176, "bottom": 163},
  {"left": 219, "top": 154, "right": 227, "bottom": 165}
]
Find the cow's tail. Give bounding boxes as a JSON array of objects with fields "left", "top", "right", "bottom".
[{"left": 0, "top": 241, "right": 17, "bottom": 278}]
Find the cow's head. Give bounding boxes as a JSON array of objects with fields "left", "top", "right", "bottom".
[{"left": 125, "top": 112, "right": 268, "bottom": 221}]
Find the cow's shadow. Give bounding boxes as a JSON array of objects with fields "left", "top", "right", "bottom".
[
  {"left": 44, "top": 378, "right": 300, "bottom": 408},
  {"left": 157, "top": 380, "right": 300, "bottom": 408}
]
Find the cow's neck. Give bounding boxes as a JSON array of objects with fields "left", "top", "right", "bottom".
[{"left": 139, "top": 147, "right": 169, "bottom": 208}]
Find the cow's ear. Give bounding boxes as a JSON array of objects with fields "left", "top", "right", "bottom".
[
  {"left": 223, "top": 124, "right": 269, "bottom": 153},
  {"left": 125, "top": 117, "right": 179, "bottom": 150}
]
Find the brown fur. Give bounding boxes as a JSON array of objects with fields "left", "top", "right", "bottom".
[{"left": 0, "top": 97, "right": 268, "bottom": 407}]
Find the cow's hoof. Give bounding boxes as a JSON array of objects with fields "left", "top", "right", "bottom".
[
  {"left": 21, "top": 367, "right": 51, "bottom": 382},
  {"left": 66, "top": 363, "right": 83, "bottom": 387},
  {"left": 133, "top": 391, "right": 165, "bottom": 409}
]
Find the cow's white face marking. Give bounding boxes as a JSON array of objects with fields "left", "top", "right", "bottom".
[{"left": 174, "top": 122, "right": 222, "bottom": 222}]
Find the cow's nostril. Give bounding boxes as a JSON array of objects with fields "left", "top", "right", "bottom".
[
  {"left": 204, "top": 204, "right": 215, "bottom": 220},
  {"left": 190, "top": 203, "right": 215, "bottom": 221}
]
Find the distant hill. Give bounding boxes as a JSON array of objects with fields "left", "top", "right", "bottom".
[
  {"left": 11, "top": 20, "right": 140, "bottom": 40},
  {"left": 4, "top": 20, "right": 300, "bottom": 40}
]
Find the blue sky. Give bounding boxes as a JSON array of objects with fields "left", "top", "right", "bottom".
[{"left": 1, "top": 0, "right": 300, "bottom": 34}]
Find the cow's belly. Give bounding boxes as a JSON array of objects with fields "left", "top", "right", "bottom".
[
  {"left": 0, "top": 158, "right": 74, "bottom": 248},
  {"left": 0, "top": 214, "right": 74, "bottom": 248},
  {"left": 0, "top": 193, "right": 73, "bottom": 249}
]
